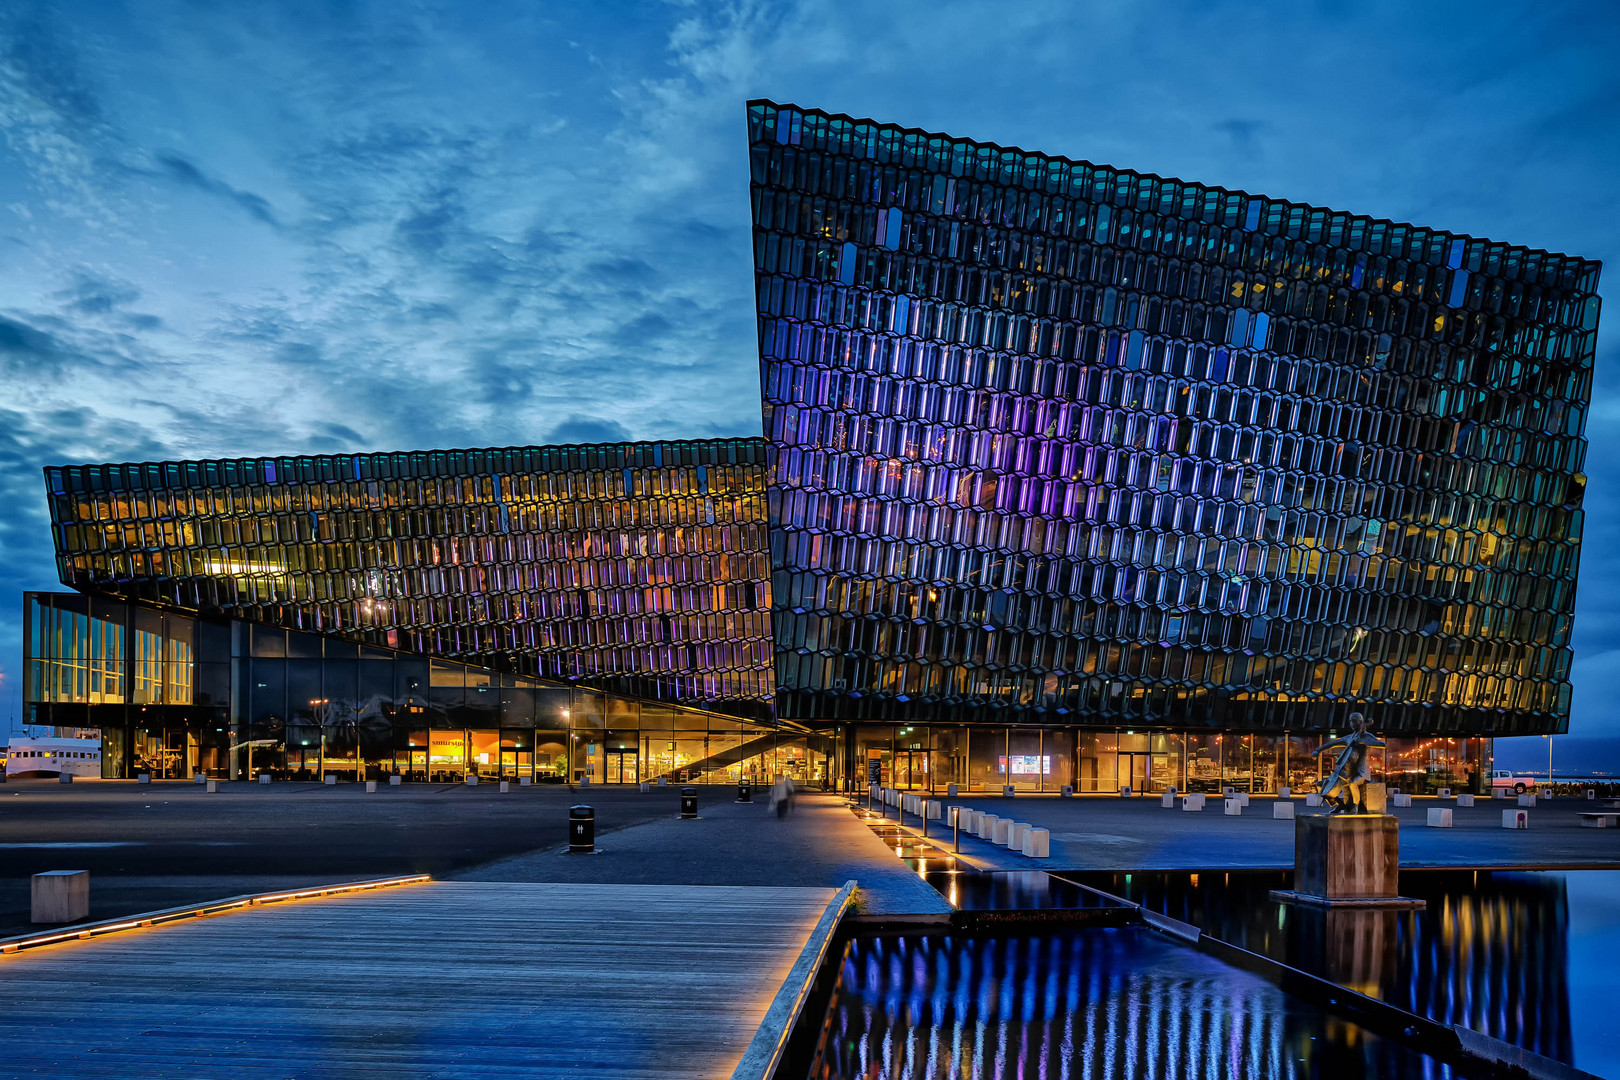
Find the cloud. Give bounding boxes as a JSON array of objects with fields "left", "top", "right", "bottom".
[
  {"left": 545, "top": 415, "right": 634, "bottom": 445},
  {"left": 152, "top": 153, "right": 280, "bottom": 228}
]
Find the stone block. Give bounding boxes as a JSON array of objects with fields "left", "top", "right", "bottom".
[
  {"left": 1503, "top": 809, "right": 1529, "bottom": 829},
  {"left": 499, "top": 781, "right": 510, "bottom": 793},
  {"left": 205, "top": 780, "right": 217, "bottom": 793},
  {"left": 1022, "top": 828, "right": 1050, "bottom": 858},
  {"left": 1276, "top": 786, "right": 1291, "bottom": 799},
  {"left": 1517, "top": 793, "right": 1537, "bottom": 808},
  {"left": 365, "top": 780, "right": 377, "bottom": 793},
  {"left": 1293, "top": 814, "right": 1400, "bottom": 901},
  {"left": 193, "top": 774, "right": 206, "bottom": 785},
  {"left": 1392, "top": 794, "right": 1412, "bottom": 808},
  {"left": 1426, "top": 808, "right": 1453, "bottom": 828},
  {"left": 32, "top": 871, "right": 88, "bottom": 924},
  {"left": 927, "top": 800, "right": 942, "bottom": 820},
  {"left": 1586, "top": 788, "right": 1596, "bottom": 800},
  {"left": 1304, "top": 793, "right": 1323, "bottom": 807},
  {"left": 991, "top": 818, "right": 1013, "bottom": 846},
  {"left": 1009, "top": 822, "right": 1031, "bottom": 850},
  {"left": 946, "top": 783, "right": 959, "bottom": 797},
  {"left": 965, "top": 809, "right": 983, "bottom": 832},
  {"left": 137, "top": 773, "right": 150, "bottom": 784},
  {"left": 1273, "top": 801, "right": 1295, "bottom": 819},
  {"left": 1234, "top": 792, "right": 1250, "bottom": 807},
  {"left": 1002, "top": 785, "right": 1016, "bottom": 798},
  {"left": 638, "top": 781, "right": 649, "bottom": 793},
  {"left": 1363, "top": 783, "right": 1386, "bottom": 815},
  {"left": 390, "top": 775, "right": 403, "bottom": 786},
  {"left": 259, "top": 774, "right": 272, "bottom": 785},
  {"left": 1438, "top": 787, "right": 1452, "bottom": 798},
  {"left": 1389, "top": 787, "right": 1401, "bottom": 796},
  {"left": 657, "top": 776, "right": 667, "bottom": 788},
  {"left": 323, "top": 775, "right": 337, "bottom": 786},
  {"left": 1060, "top": 785, "right": 1073, "bottom": 797},
  {"left": 977, "top": 813, "right": 999, "bottom": 839},
  {"left": 1181, "top": 794, "right": 1205, "bottom": 811},
  {"left": 1224, "top": 786, "right": 1235, "bottom": 796},
  {"left": 1120, "top": 785, "right": 1132, "bottom": 798},
  {"left": 58, "top": 773, "right": 72, "bottom": 785},
  {"left": 1457, "top": 794, "right": 1474, "bottom": 807},
  {"left": 466, "top": 775, "right": 478, "bottom": 786},
  {"left": 1160, "top": 792, "right": 1176, "bottom": 808},
  {"left": 1224, "top": 798, "right": 1243, "bottom": 816}
]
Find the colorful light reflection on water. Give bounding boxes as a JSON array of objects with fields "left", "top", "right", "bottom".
[{"left": 811, "top": 928, "right": 1464, "bottom": 1079}]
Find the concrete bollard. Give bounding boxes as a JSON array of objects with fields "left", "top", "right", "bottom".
[
  {"left": 1392, "top": 794, "right": 1413, "bottom": 808},
  {"left": 259, "top": 774, "right": 272, "bottom": 785},
  {"left": 1457, "top": 794, "right": 1475, "bottom": 807},
  {"left": 1503, "top": 809, "right": 1529, "bottom": 829},
  {"left": 323, "top": 775, "right": 337, "bottom": 786},
  {"left": 1276, "top": 786, "right": 1291, "bottom": 799},
  {"left": 966, "top": 809, "right": 984, "bottom": 833},
  {"left": 1160, "top": 792, "right": 1176, "bottom": 808},
  {"left": 1273, "top": 801, "right": 1295, "bottom": 819},
  {"left": 639, "top": 781, "right": 650, "bottom": 793},
  {"left": 1224, "top": 786, "right": 1236, "bottom": 797},
  {"left": 1002, "top": 785, "right": 1016, "bottom": 798},
  {"left": 366, "top": 780, "right": 378, "bottom": 793},
  {"left": 1120, "top": 785, "right": 1132, "bottom": 798},
  {"left": 1518, "top": 793, "right": 1537, "bottom": 808},
  {"left": 519, "top": 776, "right": 531, "bottom": 787},
  {"left": 499, "top": 781, "right": 510, "bottom": 793},
  {"left": 1224, "top": 798, "right": 1243, "bottom": 816},
  {"left": 1389, "top": 787, "right": 1401, "bottom": 796},
  {"left": 58, "top": 773, "right": 73, "bottom": 785},
  {"left": 1587, "top": 788, "right": 1596, "bottom": 800},
  {"left": 193, "top": 773, "right": 206, "bottom": 785},
  {"left": 1304, "top": 793, "right": 1323, "bottom": 807},
  {"left": 657, "top": 776, "right": 667, "bottom": 788},
  {"left": 1233, "top": 793, "right": 1250, "bottom": 807},
  {"left": 1427, "top": 808, "right": 1453, "bottom": 828},
  {"left": 1060, "top": 785, "right": 1073, "bottom": 798},
  {"left": 1439, "top": 787, "right": 1452, "bottom": 798},
  {"left": 205, "top": 780, "right": 217, "bottom": 793},
  {"left": 978, "top": 813, "right": 1000, "bottom": 840},
  {"left": 1022, "top": 828, "right": 1050, "bottom": 858},
  {"left": 927, "top": 800, "right": 942, "bottom": 820},
  {"left": 947, "top": 783, "right": 959, "bottom": 797},
  {"left": 31, "top": 871, "right": 88, "bottom": 924},
  {"left": 991, "top": 818, "right": 1013, "bottom": 846},
  {"left": 390, "top": 775, "right": 403, "bottom": 786},
  {"left": 1009, "top": 822, "right": 1032, "bottom": 850},
  {"left": 1182, "top": 794, "right": 1205, "bottom": 811},
  {"left": 137, "top": 773, "right": 150, "bottom": 784}
]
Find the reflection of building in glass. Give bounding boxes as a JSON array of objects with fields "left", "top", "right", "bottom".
[{"left": 24, "top": 101, "right": 1600, "bottom": 791}]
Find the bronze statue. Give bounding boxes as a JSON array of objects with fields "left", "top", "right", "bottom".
[{"left": 1315, "top": 712, "right": 1384, "bottom": 814}]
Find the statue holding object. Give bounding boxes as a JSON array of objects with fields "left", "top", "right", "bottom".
[{"left": 1316, "top": 712, "right": 1385, "bottom": 814}]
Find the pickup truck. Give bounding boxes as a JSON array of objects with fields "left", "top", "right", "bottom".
[{"left": 1491, "top": 770, "right": 1537, "bottom": 795}]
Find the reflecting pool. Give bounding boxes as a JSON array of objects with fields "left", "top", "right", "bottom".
[
  {"left": 1060, "top": 868, "right": 1620, "bottom": 1078},
  {"left": 811, "top": 928, "right": 1470, "bottom": 1079}
]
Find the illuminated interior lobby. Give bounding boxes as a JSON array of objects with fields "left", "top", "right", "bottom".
[{"left": 22, "top": 101, "right": 1599, "bottom": 793}]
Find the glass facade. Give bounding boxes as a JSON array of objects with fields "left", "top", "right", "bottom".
[
  {"left": 751, "top": 99, "right": 1598, "bottom": 737},
  {"left": 45, "top": 439, "right": 773, "bottom": 717},
  {"left": 24, "top": 592, "right": 825, "bottom": 785},
  {"left": 24, "top": 101, "right": 1600, "bottom": 789}
]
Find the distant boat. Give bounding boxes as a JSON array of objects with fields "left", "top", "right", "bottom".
[{"left": 5, "top": 736, "right": 103, "bottom": 779}]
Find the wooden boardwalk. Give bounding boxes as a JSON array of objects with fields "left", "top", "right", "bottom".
[{"left": 0, "top": 881, "right": 836, "bottom": 1079}]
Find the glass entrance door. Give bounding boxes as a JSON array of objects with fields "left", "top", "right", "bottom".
[
  {"left": 606, "top": 750, "right": 638, "bottom": 784},
  {"left": 1120, "top": 752, "right": 1151, "bottom": 793}
]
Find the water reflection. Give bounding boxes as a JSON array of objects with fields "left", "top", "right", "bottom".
[
  {"left": 1063, "top": 870, "right": 1589, "bottom": 1068},
  {"left": 812, "top": 929, "right": 1463, "bottom": 1079}
]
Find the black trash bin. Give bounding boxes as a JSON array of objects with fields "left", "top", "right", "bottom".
[
  {"left": 569, "top": 804, "right": 595, "bottom": 853},
  {"left": 736, "top": 781, "right": 752, "bottom": 804},
  {"left": 681, "top": 786, "right": 699, "bottom": 819}
]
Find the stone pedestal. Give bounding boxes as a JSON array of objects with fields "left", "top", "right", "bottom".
[{"left": 1271, "top": 814, "right": 1423, "bottom": 908}]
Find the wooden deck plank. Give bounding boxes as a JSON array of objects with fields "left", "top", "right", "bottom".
[{"left": 0, "top": 881, "right": 834, "bottom": 1079}]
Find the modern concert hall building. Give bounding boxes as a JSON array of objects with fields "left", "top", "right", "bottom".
[{"left": 24, "top": 101, "right": 1601, "bottom": 794}]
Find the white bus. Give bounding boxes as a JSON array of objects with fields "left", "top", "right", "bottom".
[{"left": 5, "top": 737, "right": 103, "bottom": 780}]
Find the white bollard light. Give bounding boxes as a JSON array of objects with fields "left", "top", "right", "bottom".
[{"left": 1427, "top": 808, "right": 1453, "bottom": 828}]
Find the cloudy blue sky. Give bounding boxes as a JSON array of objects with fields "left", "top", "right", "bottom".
[{"left": 1, "top": 1, "right": 1616, "bottom": 758}]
